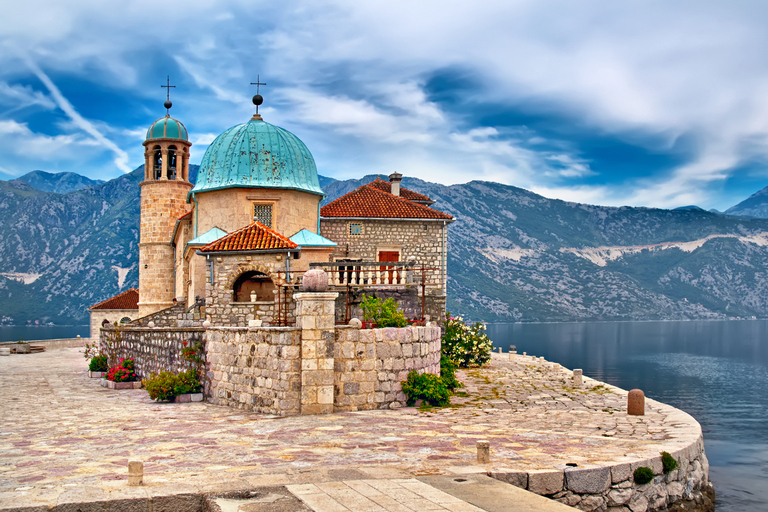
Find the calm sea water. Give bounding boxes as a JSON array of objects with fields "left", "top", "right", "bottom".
[
  {"left": 0, "top": 325, "right": 89, "bottom": 343},
  {"left": 486, "top": 320, "right": 768, "bottom": 512}
]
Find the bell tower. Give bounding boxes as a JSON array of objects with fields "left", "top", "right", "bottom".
[{"left": 138, "top": 81, "right": 193, "bottom": 318}]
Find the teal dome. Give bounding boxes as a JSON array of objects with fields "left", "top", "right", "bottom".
[
  {"left": 146, "top": 115, "right": 189, "bottom": 141},
  {"left": 191, "top": 118, "right": 323, "bottom": 196}
]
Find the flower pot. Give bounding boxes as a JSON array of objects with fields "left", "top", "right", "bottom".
[
  {"left": 89, "top": 371, "right": 105, "bottom": 378},
  {"left": 174, "top": 392, "right": 203, "bottom": 403},
  {"left": 102, "top": 380, "right": 141, "bottom": 390}
]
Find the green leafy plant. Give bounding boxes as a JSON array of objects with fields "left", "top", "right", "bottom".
[
  {"left": 440, "top": 354, "right": 461, "bottom": 391},
  {"left": 88, "top": 355, "right": 108, "bottom": 372},
  {"left": 143, "top": 371, "right": 179, "bottom": 401},
  {"left": 174, "top": 369, "right": 202, "bottom": 395},
  {"left": 442, "top": 313, "right": 493, "bottom": 368},
  {"left": 360, "top": 295, "right": 407, "bottom": 328},
  {"left": 105, "top": 358, "right": 137, "bottom": 382},
  {"left": 143, "top": 369, "right": 202, "bottom": 402},
  {"left": 633, "top": 466, "right": 654, "bottom": 485},
  {"left": 661, "top": 451, "right": 678, "bottom": 473},
  {"left": 401, "top": 370, "right": 451, "bottom": 407}
]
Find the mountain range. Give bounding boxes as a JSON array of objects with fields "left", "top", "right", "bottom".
[{"left": 2, "top": 168, "right": 768, "bottom": 325}]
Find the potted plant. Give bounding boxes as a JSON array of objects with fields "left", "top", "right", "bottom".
[
  {"left": 143, "top": 369, "right": 203, "bottom": 403},
  {"left": 102, "top": 358, "right": 141, "bottom": 390},
  {"left": 88, "top": 354, "right": 109, "bottom": 378}
]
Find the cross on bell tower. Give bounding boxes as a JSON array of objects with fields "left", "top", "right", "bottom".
[{"left": 161, "top": 76, "right": 176, "bottom": 115}]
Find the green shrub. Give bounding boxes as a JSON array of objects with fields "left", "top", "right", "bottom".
[
  {"left": 143, "top": 370, "right": 202, "bottom": 401},
  {"left": 88, "top": 355, "right": 108, "bottom": 372},
  {"left": 440, "top": 354, "right": 461, "bottom": 391},
  {"left": 360, "top": 295, "right": 407, "bottom": 328},
  {"left": 143, "top": 371, "right": 178, "bottom": 402},
  {"left": 442, "top": 314, "right": 493, "bottom": 368},
  {"left": 661, "top": 451, "right": 678, "bottom": 473},
  {"left": 633, "top": 466, "right": 654, "bottom": 485},
  {"left": 401, "top": 370, "right": 451, "bottom": 407},
  {"left": 174, "top": 369, "right": 202, "bottom": 395}
]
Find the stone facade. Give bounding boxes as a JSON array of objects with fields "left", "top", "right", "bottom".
[
  {"left": 195, "top": 187, "right": 321, "bottom": 239},
  {"left": 320, "top": 218, "right": 449, "bottom": 321},
  {"left": 138, "top": 180, "right": 193, "bottom": 317},
  {"left": 205, "top": 255, "right": 291, "bottom": 326},
  {"left": 89, "top": 309, "right": 137, "bottom": 339},
  {"left": 133, "top": 303, "right": 205, "bottom": 328},
  {"left": 320, "top": 219, "right": 448, "bottom": 290}
]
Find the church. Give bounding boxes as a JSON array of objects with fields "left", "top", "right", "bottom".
[{"left": 90, "top": 90, "right": 453, "bottom": 334}]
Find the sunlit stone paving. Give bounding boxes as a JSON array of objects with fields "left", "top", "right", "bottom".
[{"left": 0, "top": 348, "right": 703, "bottom": 509}]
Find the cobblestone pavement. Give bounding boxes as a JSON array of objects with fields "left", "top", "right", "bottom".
[{"left": 0, "top": 348, "right": 701, "bottom": 509}]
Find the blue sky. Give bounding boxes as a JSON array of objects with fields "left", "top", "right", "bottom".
[{"left": 2, "top": 1, "right": 768, "bottom": 210}]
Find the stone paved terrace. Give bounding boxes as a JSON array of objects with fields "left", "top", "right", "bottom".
[{"left": 0, "top": 348, "right": 708, "bottom": 511}]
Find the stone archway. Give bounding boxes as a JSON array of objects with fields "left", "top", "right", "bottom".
[{"left": 226, "top": 264, "right": 278, "bottom": 303}]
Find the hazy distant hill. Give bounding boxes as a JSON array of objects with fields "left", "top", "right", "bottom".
[
  {"left": 725, "top": 185, "right": 768, "bottom": 218},
  {"left": 13, "top": 170, "right": 104, "bottom": 194},
  {"left": 3, "top": 168, "right": 768, "bottom": 324}
]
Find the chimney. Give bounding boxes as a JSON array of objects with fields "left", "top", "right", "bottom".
[{"left": 389, "top": 172, "right": 403, "bottom": 197}]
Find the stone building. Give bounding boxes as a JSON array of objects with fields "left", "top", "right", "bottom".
[
  {"left": 91, "top": 92, "right": 453, "bottom": 415},
  {"left": 88, "top": 288, "right": 138, "bottom": 339},
  {"left": 92, "top": 94, "right": 453, "bottom": 328}
]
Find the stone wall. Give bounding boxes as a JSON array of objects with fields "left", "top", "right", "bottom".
[
  {"left": 490, "top": 414, "right": 714, "bottom": 512},
  {"left": 133, "top": 303, "right": 206, "bottom": 328},
  {"left": 334, "top": 325, "right": 442, "bottom": 411},
  {"left": 205, "top": 327, "right": 302, "bottom": 416},
  {"left": 99, "top": 326, "right": 203, "bottom": 379}
]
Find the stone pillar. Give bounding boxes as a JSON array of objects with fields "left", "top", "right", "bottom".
[{"left": 294, "top": 292, "right": 338, "bottom": 415}]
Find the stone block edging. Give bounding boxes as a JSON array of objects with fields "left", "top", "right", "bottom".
[
  {"left": 174, "top": 392, "right": 203, "bottom": 403},
  {"left": 488, "top": 384, "right": 712, "bottom": 512}
]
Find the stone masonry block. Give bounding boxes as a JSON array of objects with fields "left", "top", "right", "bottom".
[
  {"left": 564, "top": 465, "right": 611, "bottom": 494},
  {"left": 527, "top": 469, "right": 564, "bottom": 495},
  {"left": 611, "top": 463, "right": 632, "bottom": 483},
  {"left": 490, "top": 470, "right": 528, "bottom": 489}
]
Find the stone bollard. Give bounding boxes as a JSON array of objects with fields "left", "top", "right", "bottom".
[
  {"left": 573, "top": 369, "right": 583, "bottom": 387},
  {"left": 628, "top": 389, "right": 645, "bottom": 416},
  {"left": 128, "top": 460, "right": 143, "bottom": 486},
  {"left": 477, "top": 440, "right": 490, "bottom": 463},
  {"left": 498, "top": 347, "right": 503, "bottom": 354},
  {"left": 522, "top": 352, "right": 527, "bottom": 356}
]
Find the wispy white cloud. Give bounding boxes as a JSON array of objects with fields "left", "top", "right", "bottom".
[{"left": 25, "top": 58, "right": 131, "bottom": 172}]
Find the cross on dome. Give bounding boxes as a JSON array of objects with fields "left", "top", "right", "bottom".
[{"left": 161, "top": 76, "right": 175, "bottom": 114}]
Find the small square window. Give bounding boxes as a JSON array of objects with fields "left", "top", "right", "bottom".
[
  {"left": 349, "top": 222, "right": 363, "bottom": 236},
  {"left": 253, "top": 204, "right": 273, "bottom": 228}
]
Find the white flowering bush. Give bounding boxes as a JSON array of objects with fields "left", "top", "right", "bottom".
[{"left": 442, "top": 314, "right": 493, "bottom": 367}]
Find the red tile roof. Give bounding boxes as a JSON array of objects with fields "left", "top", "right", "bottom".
[
  {"left": 90, "top": 288, "right": 139, "bottom": 310},
  {"left": 367, "top": 177, "right": 433, "bottom": 203},
  {"left": 320, "top": 185, "right": 453, "bottom": 220},
  {"left": 199, "top": 222, "right": 299, "bottom": 252}
]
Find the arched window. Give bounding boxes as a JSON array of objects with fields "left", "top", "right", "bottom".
[
  {"left": 167, "top": 145, "right": 177, "bottom": 180},
  {"left": 153, "top": 146, "right": 162, "bottom": 179},
  {"left": 233, "top": 271, "right": 276, "bottom": 302},
  {"left": 119, "top": 317, "right": 131, "bottom": 324}
]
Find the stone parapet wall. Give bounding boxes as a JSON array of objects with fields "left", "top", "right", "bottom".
[
  {"left": 490, "top": 402, "right": 714, "bottom": 512},
  {"left": 133, "top": 303, "right": 206, "bottom": 328},
  {"left": 206, "top": 327, "right": 302, "bottom": 416},
  {"left": 335, "top": 288, "right": 446, "bottom": 324},
  {"left": 334, "top": 325, "right": 442, "bottom": 411},
  {"left": 99, "top": 326, "right": 203, "bottom": 380}
]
